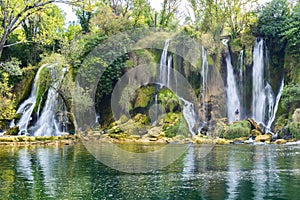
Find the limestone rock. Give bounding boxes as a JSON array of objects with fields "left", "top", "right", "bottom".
[
  {"left": 254, "top": 134, "right": 271, "bottom": 142},
  {"left": 274, "top": 139, "right": 287, "bottom": 144}
]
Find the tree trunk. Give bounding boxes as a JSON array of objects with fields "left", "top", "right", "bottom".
[{"left": 0, "top": 31, "right": 9, "bottom": 59}]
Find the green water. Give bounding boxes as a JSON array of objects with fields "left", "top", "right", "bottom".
[{"left": 0, "top": 143, "right": 300, "bottom": 199}]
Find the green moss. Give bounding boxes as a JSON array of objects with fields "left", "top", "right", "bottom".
[
  {"left": 4, "top": 126, "right": 19, "bottom": 136},
  {"left": 163, "top": 113, "right": 188, "bottom": 138},
  {"left": 134, "top": 86, "right": 155, "bottom": 109},
  {"left": 158, "top": 88, "right": 180, "bottom": 112},
  {"left": 223, "top": 120, "right": 251, "bottom": 139},
  {"left": 133, "top": 113, "right": 149, "bottom": 125}
]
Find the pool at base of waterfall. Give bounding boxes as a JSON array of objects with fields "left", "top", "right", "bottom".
[{"left": 0, "top": 143, "right": 300, "bottom": 199}]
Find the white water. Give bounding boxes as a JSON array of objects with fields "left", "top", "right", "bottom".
[
  {"left": 238, "top": 50, "right": 244, "bottom": 119},
  {"left": 222, "top": 39, "right": 240, "bottom": 123},
  {"left": 33, "top": 66, "right": 66, "bottom": 136},
  {"left": 159, "top": 39, "right": 170, "bottom": 86},
  {"left": 181, "top": 98, "right": 197, "bottom": 136},
  {"left": 15, "top": 64, "right": 68, "bottom": 136},
  {"left": 16, "top": 65, "right": 47, "bottom": 135},
  {"left": 201, "top": 46, "right": 209, "bottom": 122},
  {"left": 239, "top": 50, "right": 244, "bottom": 81},
  {"left": 252, "top": 38, "right": 265, "bottom": 123},
  {"left": 159, "top": 39, "right": 197, "bottom": 136},
  {"left": 266, "top": 79, "right": 284, "bottom": 131}
]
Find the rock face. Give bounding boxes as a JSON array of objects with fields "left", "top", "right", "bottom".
[{"left": 292, "top": 108, "right": 300, "bottom": 123}]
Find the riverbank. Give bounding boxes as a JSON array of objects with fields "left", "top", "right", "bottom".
[
  {"left": 82, "top": 131, "right": 299, "bottom": 145},
  {"left": 0, "top": 132, "right": 298, "bottom": 146},
  {"left": 0, "top": 135, "right": 79, "bottom": 146}
]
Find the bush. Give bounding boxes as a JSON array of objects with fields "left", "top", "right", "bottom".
[{"left": 223, "top": 120, "right": 251, "bottom": 139}]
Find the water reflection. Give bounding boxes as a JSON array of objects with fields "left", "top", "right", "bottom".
[{"left": 0, "top": 144, "right": 300, "bottom": 199}]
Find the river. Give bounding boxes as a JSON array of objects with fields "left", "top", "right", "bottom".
[{"left": 0, "top": 143, "right": 300, "bottom": 199}]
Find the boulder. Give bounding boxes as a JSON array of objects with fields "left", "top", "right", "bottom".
[
  {"left": 292, "top": 108, "right": 300, "bottom": 123},
  {"left": 274, "top": 139, "right": 287, "bottom": 144},
  {"left": 254, "top": 134, "right": 271, "bottom": 142},
  {"left": 248, "top": 118, "right": 263, "bottom": 132}
]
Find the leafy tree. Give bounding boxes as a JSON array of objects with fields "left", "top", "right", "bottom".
[
  {"left": 0, "top": 72, "right": 16, "bottom": 120},
  {"left": 282, "top": 2, "right": 300, "bottom": 54},
  {"left": 0, "top": 0, "right": 79, "bottom": 59},
  {"left": 20, "top": 4, "right": 65, "bottom": 65},
  {"left": 281, "top": 83, "right": 300, "bottom": 113},
  {"left": 257, "top": 0, "right": 289, "bottom": 39}
]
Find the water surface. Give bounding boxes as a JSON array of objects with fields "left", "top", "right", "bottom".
[{"left": 0, "top": 143, "right": 300, "bottom": 199}]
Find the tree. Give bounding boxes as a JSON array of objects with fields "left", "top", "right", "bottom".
[
  {"left": 20, "top": 4, "right": 65, "bottom": 65},
  {"left": 0, "top": 0, "right": 79, "bottom": 59},
  {"left": 0, "top": 72, "right": 16, "bottom": 120},
  {"left": 257, "top": 0, "right": 289, "bottom": 38},
  {"left": 282, "top": 2, "right": 300, "bottom": 54}
]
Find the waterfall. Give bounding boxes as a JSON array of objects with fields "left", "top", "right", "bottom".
[
  {"left": 15, "top": 64, "right": 68, "bottom": 136},
  {"left": 159, "top": 39, "right": 170, "bottom": 86},
  {"left": 238, "top": 50, "right": 244, "bottom": 119},
  {"left": 180, "top": 98, "right": 197, "bottom": 136},
  {"left": 16, "top": 64, "right": 47, "bottom": 135},
  {"left": 252, "top": 38, "right": 265, "bottom": 123},
  {"left": 33, "top": 66, "right": 67, "bottom": 136},
  {"left": 222, "top": 39, "right": 240, "bottom": 123},
  {"left": 201, "top": 46, "right": 209, "bottom": 122},
  {"left": 158, "top": 39, "right": 197, "bottom": 136},
  {"left": 239, "top": 50, "right": 244, "bottom": 81},
  {"left": 167, "top": 55, "right": 172, "bottom": 88},
  {"left": 266, "top": 79, "right": 284, "bottom": 131}
]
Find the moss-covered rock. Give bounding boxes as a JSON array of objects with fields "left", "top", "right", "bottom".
[
  {"left": 158, "top": 88, "right": 180, "bottom": 113},
  {"left": 162, "top": 113, "right": 188, "bottom": 138},
  {"left": 289, "top": 122, "right": 300, "bottom": 139},
  {"left": 4, "top": 126, "right": 19, "bottom": 136},
  {"left": 134, "top": 85, "right": 155, "bottom": 109},
  {"left": 133, "top": 114, "right": 149, "bottom": 125},
  {"left": 222, "top": 120, "right": 251, "bottom": 139}
]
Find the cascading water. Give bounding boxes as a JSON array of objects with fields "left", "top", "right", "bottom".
[
  {"left": 33, "top": 66, "right": 67, "bottom": 136},
  {"left": 251, "top": 38, "right": 284, "bottom": 133},
  {"left": 159, "top": 39, "right": 170, "bottom": 86},
  {"left": 252, "top": 38, "right": 265, "bottom": 123},
  {"left": 16, "top": 65, "right": 47, "bottom": 135},
  {"left": 158, "top": 39, "right": 197, "bottom": 136},
  {"left": 167, "top": 55, "right": 172, "bottom": 88},
  {"left": 266, "top": 79, "right": 284, "bottom": 131},
  {"left": 15, "top": 64, "right": 68, "bottom": 136},
  {"left": 238, "top": 50, "right": 244, "bottom": 119},
  {"left": 201, "top": 46, "right": 209, "bottom": 122},
  {"left": 222, "top": 39, "right": 241, "bottom": 123},
  {"left": 180, "top": 98, "right": 197, "bottom": 135}
]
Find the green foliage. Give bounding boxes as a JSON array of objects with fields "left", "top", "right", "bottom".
[
  {"left": 0, "top": 58, "right": 22, "bottom": 85},
  {"left": 133, "top": 113, "right": 149, "bottom": 125},
  {"left": 288, "top": 122, "right": 300, "bottom": 139},
  {"left": 222, "top": 120, "right": 251, "bottom": 139},
  {"left": 282, "top": 2, "right": 300, "bottom": 54},
  {"left": 134, "top": 85, "right": 155, "bottom": 108},
  {"left": 0, "top": 73, "right": 16, "bottom": 120},
  {"left": 4, "top": 126, "right": 19, "bottom": 136},
  {"left": 163, "top": 113, "right": 183, "bottom": 138},
  {"left": 281, "top": 84, "right": 300, "bottom": 113},
  {"left": 158, "top": 88, "right": 180, "bottom": 113},
  {"left": 257, "top": 0, "right": 289, "bottom": 38}
]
